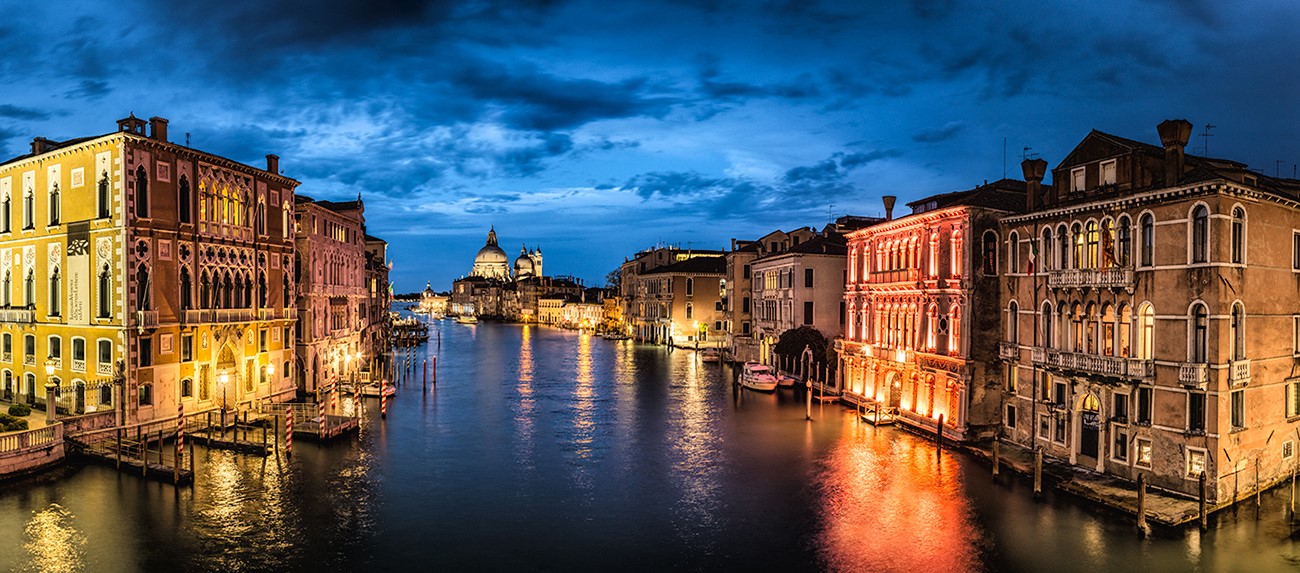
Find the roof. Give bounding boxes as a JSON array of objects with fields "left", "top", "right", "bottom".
[
  {"left": 641, "top": 255, "right": 726, "bottom": 275},
  {"left": 906, "top": 178, "right": 1028, "bottom": 214},
  {"left": 0, "top": 135, "right": 105, "bottom": 167},
  {"left": 753, "top": 233, "right": 846, "bottom": 261},
  {"left": 364, "top": 233, "right": 386, "bottom": 244}
]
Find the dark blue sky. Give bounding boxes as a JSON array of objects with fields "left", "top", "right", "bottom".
[{"left": 4, "top": 0, "right": 1300, "bottom": 291}]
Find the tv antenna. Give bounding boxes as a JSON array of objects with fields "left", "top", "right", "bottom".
[
  {"left": 828, "top": 204, "right": 835, "bottom": 224},
  {"left": 1194, "top": 124, "right": 1215, "bottom": 156},
  {"left": 1021, "top": 146, "right": 1038, "bottom": 161}
]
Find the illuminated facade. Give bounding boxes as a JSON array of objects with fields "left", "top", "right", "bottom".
[
  {"left": 621, "top": 248, "right": 725, "bottom": 346},
  {"left": 1000, "top": 120, "right": 1300, "bottom": 503},
  {"left": 294, "top": 196, "right": 369, "bottom": 393},
  {"left": 0, "top": 114, "right": 298, "bottom": 423},
  {"left": 837, "top": 182, "right": 1026, "bottom": 441},
  {"left": 750, "top": 232, "right": 847, "bottom": 364}
]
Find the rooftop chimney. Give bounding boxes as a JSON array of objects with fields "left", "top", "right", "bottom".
[
  {"left": 1156, "top": 119, "right": 1192, "bottom": 187},
  {"left": 148, "top": 116, "right": 168, "bottom": 142},
  {"left": 882, "top": 195, "right": 897, "bottom": 221},
  {"left": 266, "top": 154, "right": 280, "bottom": 175},
  {"left": 30, "top": 137, "right": 57, "bottom": 155},
  {"left": 1021, "top": 157, "right": 1048, "bottom": 211}
]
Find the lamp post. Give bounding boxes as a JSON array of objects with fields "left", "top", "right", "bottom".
[
  {"left": 218, "top": 372, "right": 229, "bottom": 435},
  {"left": 44, "top": 358, "right": 56, "bottom": 424}
]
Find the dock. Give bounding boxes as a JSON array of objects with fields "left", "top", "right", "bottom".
[
  {"left": 66, "top": 419, "right": 194, "bottom": 485},
  {"left": 267, "top": 403, "right": 360, "bottom": 441}
]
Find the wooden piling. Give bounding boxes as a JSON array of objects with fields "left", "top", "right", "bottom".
[
  {"left": 936, "top": 414, "right": 944, "bottom": 462},
  {"left": 805, "top": 379, "right": 812, "bottom": 421},
  {"left": 1256, "top": 459, "right": 1261, "bottom": 507},
  {"left": 273, "top": 415, "right": 280, "bottom": 456},
  {"left": 992, "top": 440, "right": 1000, "bottom": 479},
  {"left": 1033, "top": 448, "right": 1043, "bottom": 498},
  {"left": 1137, "top": 473, "right": 1148, "bottom": 532},
  {"left": 115, "top": 428, "right": 122, "bottom": 470},
  {"left": 1199, "top": 471, "right": 1208, "bottom": 531}
]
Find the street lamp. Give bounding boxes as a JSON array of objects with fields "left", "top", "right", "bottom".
[
  {"left": 44, "top": 358, "right": 56, "bottom": 423},
  {"left": 218, "top": 372, "right": 229, "bottom": 435}
]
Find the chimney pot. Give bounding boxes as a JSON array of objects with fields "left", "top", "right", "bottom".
[
  {"left": 266, "top": 154, "right": 280, "bottom": 175},
  {"left": 882, "top": 195, "right": 897, "bottom": 221},
  {"left": 148, "top": 117, "right": 168, "bottom": 142},
  {"left": 1021, "top": 158, "right": 1048, "bottom": 211},
  {"left": 1157, "top": 119, "right": 1192, "bottom": 187}
]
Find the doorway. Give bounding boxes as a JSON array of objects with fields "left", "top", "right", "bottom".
[{"left": 1079, "top": 393, "right": 1100, "bottom": 459}]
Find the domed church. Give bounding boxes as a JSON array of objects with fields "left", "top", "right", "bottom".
[
  {"left": 514, "top": 245, "right": 543, "bottom": 279},
  {"left": 470, "top": 227, "right": 511, "bottom": 279}
]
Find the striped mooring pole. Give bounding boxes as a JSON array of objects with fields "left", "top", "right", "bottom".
[
  {"left": 318, "top": 397, "right": 326, "bottom": 436},
  {"left": 381, "top": 379, "right": 389, "bottom": 419},
  {"left": 423, "top": 359, "right": 427, "bottom": 391},
  {"left": 354, "top": 387, "right": 361, "bottom": 419},
  {"left": 175, "top": 402, "right": 185, "bottom": 483},
  {"left": 432, "top": 356, "right": 437, "bottom": 385},
  {"left": 331, "top": 374, "right": 338, "bottom": 412},
  {"left": 285, "top": 407, "right": 294, "bottom": 457}
]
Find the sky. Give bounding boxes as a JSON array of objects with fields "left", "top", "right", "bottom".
[{"left": 3, "top": 0, "right": 1300, "bottom": 291}]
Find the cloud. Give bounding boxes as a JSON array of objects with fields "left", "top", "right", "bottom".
[
  {"left": 784, "top": 149, "right": 901, "bottom": 183},
  {"left": 453, "top": 64, "right": 676, "bottom": 131},
  {"left": 911, "top": 121, "right": 965, "bottom": 143},
  {"left": 0, "top": 105, "right": 52, "bottom": 121},
  {"left": 63, "top": 79, "right": 112, "bottom": 101}
]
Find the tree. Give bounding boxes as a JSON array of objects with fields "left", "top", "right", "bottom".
[
  {"left": 774, "top": 326, "right": 831, "bottom": 377},
  {"left": 605, "top": 268, "right": 622, "bottom": 291}
]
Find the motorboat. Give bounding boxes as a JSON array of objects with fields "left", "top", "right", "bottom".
[
  {"left": 700, "top": 348, "right": 720, "bottom": 363},
  {"left": 455, "top": 315, "right": 478, "bottom": 324},
  {"left": 777, "top": 373, "right": 800, "bottom": 388},
  {"left": 360, "top": 382, "right": 397, "bottom": 397},
  {"left": 740, "top": 362, "right": 778, "bottom": 392}
]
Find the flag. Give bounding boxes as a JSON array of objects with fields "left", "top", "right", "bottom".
[
  {"left": 1101, "top": 223, "right": 1117, "bottom": 268},
  {"left": 1028, "top": 237, "right": 1038, "bottom": 276}
]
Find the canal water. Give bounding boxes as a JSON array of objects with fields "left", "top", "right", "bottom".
[{"left": 2, "top": 319, "right": 1300, "bottom": 572}]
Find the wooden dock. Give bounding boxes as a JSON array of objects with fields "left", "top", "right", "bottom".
[
  {"left": 267, "top": 403, "right": 360, "bottom": 441},
  {"left": 66, "top": 421, "right": 194, "bottom": 485}
]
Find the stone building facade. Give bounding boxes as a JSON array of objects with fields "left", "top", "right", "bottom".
[
  {"left": 837, "top": 182, "right": 1025, "bottom": 441},
  {"left": 294, "top": 196, "right": 368, "bottom": 394},
  {"left": 1000, "top": 120, "right": 1300, "bottom": 503}
]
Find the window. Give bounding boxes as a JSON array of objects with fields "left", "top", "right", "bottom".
[
  {"left": 1071, "top": 166, "right": 1085, "bottom": 192},
  {"left": 97, "top": 172, "right": 110, "bottom": 219},
  {"left": 72, "top": 338, "right": 84, "bottom": 362},
  {"left": 1006, "top": 404, "right": 1017, "bottom": 428},
  {"left": 1140, "top": 214, "right": 1154, "bottom": 267},
  {"left": 1294, "top": 232, "right": 1300, "bottom": 270},
  {"left": 981, "top": 231, "right": 998, "bottom": 275},
  {"left": 1136, "top": 438, "right": 1152, "bottom": 467},
  {"left": 1008, "top": 231, "right": 1019, "bottom": 273},
  {"left": 259, "top": 329, "right": 268, "bottom": 352},
  {"left": 685, "top": 278, "right": 693, "bottom": 296},
  {"left": 742, "top": 264, "right": 750, "bottom": 279},
  {"left": 1286, "top": 441, "right": 1295, "bottom": 460},
  {"left": 1101, "top": 159, "right": 1116, "bottom": 186},
  {"left": 2, "top": 333, "right": 9, "bottom": 358},
  {"left": 98, "top": 265, "right": 111, "bottom": 318},
  {"left": 685, "top": 303, "right": 693, "bottom": 320},
  {"left": 1191, "top": 205, "right": 1209, "bottom": 263},
  {"left": 803, "top": 301, "right": 814, "bottom": 325},
  {"left": 139, "top": 383, "right": 152, "bottom": 406},
  {"left": 48, "top": 183, "right": 59, "bottom": 226},
  {"left": 1230, "top": 302, "right": 1245, "bottom": 361},
  {"left": 950, "top": 231, "right": 963, "bottom": 276},
  {"left": 179, "top": 175, "right": 192, "bottom": 224},
  {"left": 1188, "top": 392, "right": 1206, "bottom": 433},
  {"left": 48, "top": 268, "right": 60, "bottom": 316},
  {"left": 1231, "top": 390, "right": 1244, "bottom": 429},
  {"left": 1042, "top": 301, "right": 1053, "bottom": 348},
  {"left": 1053, "top": 380, "right": 1067, "bottom": 406},
  {"left": 804, "top": 268, "right": 813, "bottom": 288},
  {"left": 22, "top": 185, "right": 32, "bottom": 230},
  {"left": 48, "top": 336, "right": 61, "bottom": 360},
  {"left": 1190, "top": 303, "right": 1208, "bottom": 363},
  {"left": 1085, "top": 221, "right": 1098, "bottom": 268},
  {"left": 1113, "top": 393, "right": 1129, "bottom": 423},
  {"left": 1071, "top": 223, "right": 1084, "bottom": 269},
  {"left": 1041, "top": 228, "right": 1053, "bottom": 272},
  {"left": 1006, "top": 364, "right": 1018, "bottom": 393},
  {"left": 1053, "top": 414, "right": 1067, "bottom": 443},
  {"left": 0, "top": 191, "right": 9, "bottom": 232},
  {"left": 23, "top": 270, "right": 33, "bottom": 307},
  {"left": 1007, "top": 301, "right": 1019, "bottom": 344},
  {"left": 1231, "top": 207, "right": 1245, "bottom": 264},
  {"left": 98, "top": 339, "right": 112, "bottom": 368},
  {"left": 99, "top": 383, "right": 111, "bottom": 405},
  {"left": 181, "top": 334, "right": 193, "bottom": 361},
  {"left": 135, "top": 165, "right": 149, "bottom": 218},
  {"left": 1112, "top": 215, "right": 1133, "bottom": 266},
  {"left": 741, "top": 297, "right": 750, "bottom": 314},
  {"left": 24, "top": 334, "right": 34, "bottom": 360},
  {"left": 136, "top": 266, "right": 150, "bottom": 310},
  {"left": 139, "top": 337, "right": 152, "bottom": 367},
  {"left": 1038, "top": 414, "right": 1050, "bottom": 441},
  {"left": 181, "top": 378, "right": 193, "bottom": 398},
  {"left": 1113, "top": 429, "right": 1128, "bottom": 462},
  {"left": 1186, "top": 448, "right": 1206, "bottom": 478}
]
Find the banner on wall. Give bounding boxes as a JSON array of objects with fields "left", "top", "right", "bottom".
[{"left": 66, "top": 221, "right": 91, "bottom": 325}]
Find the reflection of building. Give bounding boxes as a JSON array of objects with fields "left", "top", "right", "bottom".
[
  {"left": 294, "top": 195, "right": 368, "bottom": 393},
  {"left": 837, "top": 182, "right": 1026, "bottom": 442},
  {"left": 1000, "top": 119, "right": 1300, "bottom": 505},
  {"left": 0, "top": 114, "right": 298, "bottom": 423}
]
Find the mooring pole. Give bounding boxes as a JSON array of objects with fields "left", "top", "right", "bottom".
[
  {"left": 1256, "top": 459, "right": 1261, "bottom": 507},
  {"left": 806, "top": 379, "right": 812, "bottom": 421},
  {"left": 1137, "top": 473, "right": 1148, "bottom": 533},
  {"left": 116, "top": 428, "right": 122, "bottom": 470},
  {"left": 936, "top": 414, "right": 944, "bottom": 462},
  {"left": 1199, "top": 471, "right": 1208, "bottom": 531},
  {"left": 993, "top": 439, "right": 1000, "bottom": 479},
  {"left": 1033, "top": 448, "right": 1043, "bottom": 499}
]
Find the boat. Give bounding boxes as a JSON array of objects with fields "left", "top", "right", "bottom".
[
  {"left": 455, "top": 315, "right": 478, "bottom": 324},
  {"left": 360, "top": 382, "right": 396, "bottom": 397},
  {"left": 777, "top": 373, "right": 800, "bottom": 388},
  {"left": 700, "top": 348, "right": 720, "bottom": 363},
  {"left": 739, "top": 362, "right": 778, "bottom": 392}
]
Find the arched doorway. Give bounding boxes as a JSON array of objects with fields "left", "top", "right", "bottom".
[
  {"left": 1079, "top": 393, "right": 1101, "bottom": 460},
  {"left": 217, "top": 344, "right": 237, "bottom": 408},
  {"left": 885, "top": 371, "right": 903, "bottom": 410}
]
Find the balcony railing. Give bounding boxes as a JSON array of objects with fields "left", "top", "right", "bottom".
[
  {"left": 1031, "top": 347, "right": 1047, "bottom": 364},
  {"left": 1047, "top": 267, "right": 1134, "bottom": 290},
  {"left": 134, "top": 310, "right": 159, "bottom": 328},
  {"left": 998, "top": 341, "right": 1019, "bottom": 360},
  {"left": 183, "top": 309, "right": 208, "bottom": 324},
  {"left": 869, "top": 268, "right": 921, "bottom": 284},
  {"left": 284, "top": 308, "right": 298, "bottom": 320},
  {"left": 23, "top": 354, "right": 35, "bottom": 366},
  {"left": 259, "top": 309, "right": 276, "bottom": 320},
  {"left": 1179, "top": 362, "right": 1208, "bottom": 387},
  {"left": 71, "top": 359, "right": 85, "bottom": 373},
  {"left": 214, "top": 309, "right": 255, "bottom": 323},
  {"left": 1038, "top": 348, "right": 1154, "bottom": 379},
  {"left": 1230, "top": 359, "right": 1251, "bottom": 383},
  {"left": 0, "top": 308, "right": 35, "bottom": 324},
  {"left": 96, "top": 362, "right": 113, "bottom": 376}
]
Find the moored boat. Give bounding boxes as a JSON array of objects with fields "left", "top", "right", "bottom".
[
  {"left": 455, "top": 315, "right": 478, "bottom": 324},
  {"left": 740, "top": 362, "right": 778, "bottom": 392},
  {"left": 700, "top": 348, "right": 720, "bottom": 363}
]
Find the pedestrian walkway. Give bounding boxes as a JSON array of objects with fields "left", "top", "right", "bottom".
[{"left": 965, "top": 440, "right": 1203, "bottom": 527}]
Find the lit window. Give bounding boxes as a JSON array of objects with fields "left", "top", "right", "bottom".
[{"left": 1136, "top": 438, "right": 1152, "bottom": 467}]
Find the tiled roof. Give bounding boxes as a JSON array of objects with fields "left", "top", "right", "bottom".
[{"left": 641, "top": 255, "right": 726, "bottom": 275}]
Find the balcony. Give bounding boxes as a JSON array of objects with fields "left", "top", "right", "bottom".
[
  {"left": 1039, "top": 348, "right": 1154, "bottom": 380},
  {"left": 869, "top": 268, "right": 921, "bottom": 285},
  {"left": 1179, "top": 362, "right": 1209, "bottom": 388},
  {"left": 258, "top": 309, "right": 276, "bottom": 320},
  {"left": 0, "top": 308, "right": 35, "bottom": 324},
  {"left": 96, "top": 362, "right": 114, "bottom": 376},
  {"left": 1230, "top": 360, "right": 1251, "bottom": 383},
  {"left": 998, "top": 341, "right": 1019, "bottom": 360},
  {"left": 1031, "top": 347, "right": 1047, "bottom": 364},
  {"left": 23, "top": 354, "right": 34, "bottom": 366},
  {"left": 183, "top": 309, "right": 209, "bottom": 324},
  {"left": 134, "top": 310, "right": 159, "bottom": 328},
  {"left": 214, "top": 309, "right": 255, "bottom": 323},
  {"left": 1, "top": 352, "right": 9, "bottom": 363},
  {"left": 284, "top": 308, "right": 298, "bottom": 320},
  {"left": 71, "top": 359, "right": 85, "bottom": 373},
  {"left": 1047, "top": 267, "right": 1134, "bottom": 290}
]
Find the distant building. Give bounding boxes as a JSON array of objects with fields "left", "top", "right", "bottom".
[
  {"left": 623, "top": 250, "right": 726, "bottom": 346},
  {"left": 470, "top": 227, "right": 510, "bottom": 280}
]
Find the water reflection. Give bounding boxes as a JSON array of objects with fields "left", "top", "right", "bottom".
[
  {"left": 667, "top": 348, "right": 723, "bottom": 546},
  {"left": 515, "top": 324, "right": 536, "bottom": 467},
  {"left": 22, "top": 503, "right": 85, "bottom": 573},
  {"left": 571, "top": 332, "right": 595, "bottom": 462},
  {"left": 815, "top": 417, "right": 979, "bottom": 573}
]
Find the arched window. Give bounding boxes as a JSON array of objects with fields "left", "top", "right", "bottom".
[
  {"left": 282, "top": 273, "right": 291, "bottom": 307},
  {"left": 243, "top": 274, "right": 253, "bottom": 308},
  {"left": 1041, "top": 227, "right": 1054, "bottom": 272},
  {"left": 24, "top": 270, "right": 34, "bottom": 308},
  {"left": 136, "top": 265, "right": 150, "bottom": 310},
  {"left": 1190, "top": 303, "right": 1209, "bottom": 363},
  {"left": 134, "top": 165, "right": 149, "bottom": 219},
  {"left": 1007, "top": 301, "right": 1019, "bottom": 344},
  {"left": 256, "top": 200, "right": 266, "bottom": 235},
  {"left": 1071, "top": 302, "right": 1085, "bottom": 352},
  {"left": 1041, "top": 301, "right": 1054, "bottom": 348},
  {"left": 22, "top": 185, "right": 33, "bottom": 229},
  {"left": 1140, "top": 214, "right": 1154, "bottom": 267},
  {"left": 1084, "top": 302, "right": 1097, "bottom": 353},
  {"left": 1231, "top": 207, "right": 1245, "bottom": 264},
  {"left": 981, "top": 231, "right": 998, "bottom": 275},
  {"left": 180, "top": 268, "right": 192, "bottom": 311},
  {"left": 200, "top": 271, "right": 211, "bottom": 309},
  {"left": 48, "top": 183, "right": 59, "bottom": 226},
  {"left": 97, "top": 172, "right": 110, "bottom": 219},
  {"left": 2, "top": 270, "right": 11, "bottom": 307},
  {"left": 1056, "top": 224, "right": 1068, "bottom": 269},
  {"left": 1085, "top": 221, "right": 1099, "bottom": 268},
  {"left": 48, "top": 336, "right": 61, "bottom": 361},
  {"left": 1191, "top": 205, "right": 1209, "bottom": 263},
  {"left": 928, "top": 233, "right": 939, "bottom": 277},
  {"left": 282, "top": 202, "right": 291, "bottom": 239},
  {"left": 685, "top": 278, "right": 694, "bottom": 296},
  {"left": 1117, "top": 216, "right": 1132, "bottom": 267},
  {"left": 926, "top": 305, "right": 938, "bottom": 351},
  {"left": 1100, "top": 303, "right": 1116, "bottom": 356},
  {"left": 48, "top": 267, "right": 60, "bottom": 317},
  {"left": 950, "top": 230, "right": 962, "bottom": 277},
  {"left": 223, "top": 273, "right": 233, "bottom": 309},
  {"left": 179, "top": 175, "right": 192, "bottom": 224},
  {"left": 1230, "top": 302, "right": 1245, "bottom": 361},
  {"left": 948, "top": 305, "right": 961, "bottom": 355},
  {"left": 1, "top": 190, "right": 10, "bottom": 232},
  {"left": 181, "top": 378, "right": 193, "bottom": 398},
  {"left": 1118, "top": 304, "right": 1133, "bottom": 357},
  {"left": 138, "top": 383, "right": 152, "bottom": 406},
  {"left": 1071, "top": 223, "right": 1084, "bottom": 269},
  {"left": 1008, "top": 231, "right": 1020, "bottom": 274},
  {"left": 100, "top": 382, "right": 112, "bottom": 405},
  {"left": 98, "top": 265, "right": 112, "bottom": 318},
  {"left": 258, "top": 272, "right": 268, "bottom": 307}
]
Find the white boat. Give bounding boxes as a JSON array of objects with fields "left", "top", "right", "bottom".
[
  {"left": 777, "top": 373, "right": 800, "bottom": 388},
  {"left": 455, "top": 315, "right": 478, "bottom": 324},
  {"left": 360, "top": 382, "right": 397, "bottom": 397},
  {"left": 700, "top": 348, "right": 720, "bottom": 363},
  {"left": 740, "top": 362, "right": 778, "bottom": 392}
]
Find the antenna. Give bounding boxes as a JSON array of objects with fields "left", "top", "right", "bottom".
[
  {"left": 185, "top": 132, "right": 190, "bottom": 147},
  {"left": 1195, "top": 124, "right": 1215, "bottom": 156},
  {"left": 827, "top": 204, "right": 835, "bottom": 224},
  {"left": 1021, "top": 146, "right": 1038, "bottom": 161}
]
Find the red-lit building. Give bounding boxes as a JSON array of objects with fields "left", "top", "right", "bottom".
[{"left": 836, "top": 181, "right": 1025, "bottom": 441}]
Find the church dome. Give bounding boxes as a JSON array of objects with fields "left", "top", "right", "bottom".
[
  {"left": 474, "top": 228, "right": 509, "bottom": 265},
  {"left": 514, "top": 248, "right": 535, "bottom": 276}
]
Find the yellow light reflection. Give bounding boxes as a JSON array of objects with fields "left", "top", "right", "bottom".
[
  {"left": 572, "top": 332, "right": 594, "bottom": 460},
  {"left": 516, "top": 325, "right": 536, "bottom": 457},
  {"left": 22, "top": 503, "right": 86, "bottom": 573}
]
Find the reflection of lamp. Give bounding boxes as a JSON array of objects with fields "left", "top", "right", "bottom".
[{"left": 219, "top": 372, "right": 229, "bottom": 411}]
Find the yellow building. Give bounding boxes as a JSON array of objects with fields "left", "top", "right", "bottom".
[{"left": 0, "top": 114, "right": 298, "bottom": 424}]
